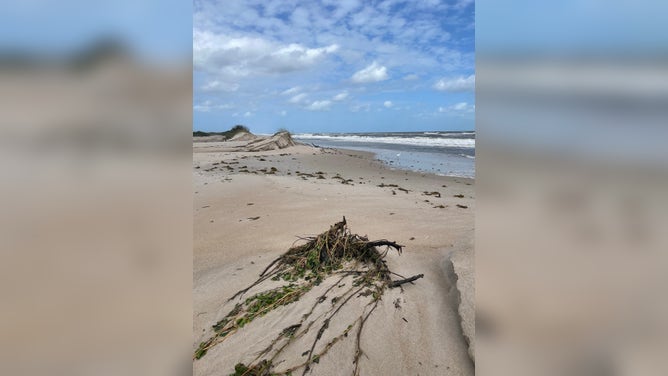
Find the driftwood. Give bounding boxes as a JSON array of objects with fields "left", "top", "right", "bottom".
[
  {"left": 388, "top": 274, "right": 424, "bottom": 288},
  {"left": 194, "top": 218, "right": 424, "bottom": 376}
]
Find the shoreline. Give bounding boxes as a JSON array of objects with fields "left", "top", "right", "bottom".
[
  {"left": 194, "top": 139, "right": 475, "bottom": 181},
  {"left": 302, "top": 142, "right": 475, "bottom": 180},
  {"left": 193, "top": 142, "right": 474, "bottom": 375},
  {"left": 311, "top": 144, "right": 476, "bottom": 181}
]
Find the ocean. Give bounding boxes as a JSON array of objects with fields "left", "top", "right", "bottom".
[{"left": 293, "top": 131, "right": 475, "bottom": 178}]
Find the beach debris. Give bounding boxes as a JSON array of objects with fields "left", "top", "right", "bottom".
[
  {"left": 332, "top": 175, "right": 354, "bottom": 185},
  {"left": 378, "top": 183, "right": 410, "bottom": 193},
  {"left": 194, "top": 218, "right": 423, "bottom": 376},
  {"left": 388, "top": 273, "right": 424, "bottom": 288},
  {"left": 422, "top": 191, "right": 441, "bottom": 198},
  {"left": 453, "top": 194, "right": 464, "bottom": 198},
  {"left": 247, "top": 216, "right": 261, "bottom": 221},
  {"left": 456, "top": 204, "right": 468, "bottom": 209}
]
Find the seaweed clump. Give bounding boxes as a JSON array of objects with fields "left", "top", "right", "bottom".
[{"left": 194, "top": 217, "right": 423, "bottom": 376}]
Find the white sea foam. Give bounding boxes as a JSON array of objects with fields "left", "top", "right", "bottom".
[{"left": 294, "top": 134, "right": 475, "bottom": 148}]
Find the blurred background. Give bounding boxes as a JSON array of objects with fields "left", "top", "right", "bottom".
[
  {"left": 2, "top": 0, "right": 668, "bottom": 375},
  {"left": 477, "top": 0, "right": 668, "bottom": 375},
  {"left": 0, "top": 1, "right": 192, "bottom": 375}
]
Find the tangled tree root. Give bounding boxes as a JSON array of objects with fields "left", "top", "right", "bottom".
[{"left": 194, "top": 217, "right": 423, "bottom": 376}]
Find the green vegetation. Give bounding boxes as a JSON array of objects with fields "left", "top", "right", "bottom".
[
  {"left": 193, "top": 125, "right": 250, "bottom": 139},
  {"left": 275, "top": 127, "right": 290, "bottom": 135},
  {"left": 194, "top": 284, "right": 311, "bottom": 360}
]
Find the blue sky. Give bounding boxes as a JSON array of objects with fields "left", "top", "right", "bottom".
[{"left": 194, "top": 0, "right": 475, "bottom": 134}]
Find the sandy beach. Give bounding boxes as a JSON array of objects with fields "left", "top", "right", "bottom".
[{"left": 193, "top": 139, "right": 474, "bottom": 375}]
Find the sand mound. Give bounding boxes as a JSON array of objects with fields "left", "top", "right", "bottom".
[
  {"left": 229, "top": 131, "right": 257, "bottom": 141},
  {"left": 192, "top": 135, "right": 226, "bottom": 142},
  {"left": 244, "top": 131, "right": 296, "bottom": 152}
]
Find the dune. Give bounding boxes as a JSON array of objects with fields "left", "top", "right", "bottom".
[
  {"left": 243, "top": 131, "right": 296, "bottom": 152},
  {"left": 229, "top": 131, "right": 257, "bottom": 142}
]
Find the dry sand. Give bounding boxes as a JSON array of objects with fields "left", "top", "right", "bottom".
[{"left": 193, "top": 141, "right": 474, "bottom": 375}]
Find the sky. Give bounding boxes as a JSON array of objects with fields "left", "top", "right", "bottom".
[{"left": 193, "top": 0, "right": 475, "bottom": 134}]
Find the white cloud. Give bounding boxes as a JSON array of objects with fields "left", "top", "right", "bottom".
[
  {"left": 194, "top": 100, "right": 212, "bottom": 112},
  {"left": 351, "top": 62, "right": 389, "bottom": 83},
  {"left": 439, "top": 102, "right": 475, "bottom": 113},
  {"left": 269, "top": 43, "right": 339, "bottom": 73},
  {"left": 201, "top": 80, "right": 239, "bottom": 92},
  {"left": 350, "top": 103, "right": 370, "bottom": 112},
  {"left": 332, "top": 91, "right": 349, "bottom": 101},
  {"left": 289, "top": 93, "right": 308, "bottom": 104},
  {"left": 384, "top": 101, "right": 393, "bottom": 108},
  {"left": 335, "top": 0, "right": 362, "bottom": 19},
  {"left": 194, "top": 30, "right": 339, "bottom": 76},
  {"left": 453, "top": 102, "right": 470, "bottom": 111},
  {"left": 291, "top": 7, "right": 311, "bottom": 28},
  {"left": 244, "top": 111, "right": 253, "bottom": 117},
  {"left": 193, "top": 100, "right": 233, "bottom": 112},
  {"left": 281, "top": 86, "right": 301, "bottom": 96},
  {"left": 279, "top": 110, "right": 287, "bottom": 116},
  {"left": 454, "top": 0, "right": 474, "bottom": 10},
  {"left": 403, "top": 74, "right": 419, "bottom": 81},
  {"left": 434, "top": 74, "right": 475, "bottom": 92},
  {"left": 307, "top": 100, "right": 332, "bottom": 111}
]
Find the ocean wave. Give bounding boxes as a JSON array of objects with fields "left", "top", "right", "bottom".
[{"left": 294, "top": 134, "right": 475, "bottom": 148}]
